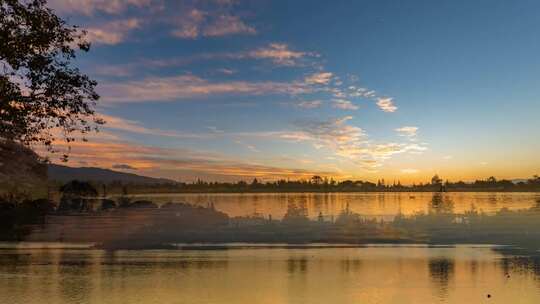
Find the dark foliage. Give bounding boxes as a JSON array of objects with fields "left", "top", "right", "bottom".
[
  {"left": 58, "top": 180, "right": 97, "bottom": 212},
  {"left": 83, "top": 174, "right": 540, "bottom": 194},
  {"left": 0, "top": 0, "right": 102, "bottom": 156}
]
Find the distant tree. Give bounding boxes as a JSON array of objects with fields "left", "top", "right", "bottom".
[
  {"left": 1, "top": 0, "right": 103, "bottom": 156},
  {"left": 58, "top": 180, "right": 97, "bottom": 212},
  {"left": 237, "top": 180, "right": 247, "bottom": 187},
  {"left": 329, "top": 178, "right": 336, "bottom": 186},
  {"left": 311, "top": 175, "right": 323, "bottom": 185},
  {"left": 431, "top": 174, "right": 443, "bottom": 185}
]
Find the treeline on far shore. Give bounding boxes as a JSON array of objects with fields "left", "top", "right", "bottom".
[{"left": 48, "top": 174, "right": 540, "bottom": 195}]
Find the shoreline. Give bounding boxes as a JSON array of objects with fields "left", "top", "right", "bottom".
[{"left": 110, "top": 190, "right": 540, "bottom": 195}]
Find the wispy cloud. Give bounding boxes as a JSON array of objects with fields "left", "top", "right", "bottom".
[
  {"left": 305, "top": 72, "right": 333, "bottom": 85},
  {"left": 249, "top": 43, "right": 312, "bottom": 66},
  {"left": 99, "top": 74, "right": 311, "bottom": 103},
  {"left": 85, "top": 18, "right": 141, "bottom": 45},
  {"left": 395, "top": 126, "right": 419, "bottom": 140},
  {"left": 296, "top": 100, "right": 322, "bottom": 109},
  {"left": 303, "top": 74, "right": 398, "bottom": 114},
  {"left": 216, "top": 68, "right": 236, "bottom": 75},
  {"left": 275, "top": 116, "right": 427, "bottom": 170},
  {"left": 171, "top": 5, "right": 256, "bottom": 39},
  {"left": 332, "top": 99, "right": 358, "bottom": 110},
  {"left": 401, "top": 168, "right": 419, "bottom": 174},
  {"left": 170, "top": 8, "right": 206, "bottom": 39},
  {"left": 51, "top": 0, "right": 255, "bottom": 40},
  {"left": 376, "top": 97, "right": 398, "bottom": 113},
  {"left": 48, "top": 0, "right": 153, "bottom": 15},
  {"left": 121, "top": 43, "right": 316, "bottom": 70},
  {"left": 348, "top": 86, "right": 376, "bottom": 98},
  {"left": 292, "top": 116, "right": 367, "bottom": 151},
  {"left": 99, "top": 114, "right": 207, "bottom": 138},
  {"left": 203, "top": 14, "right": 256, "bottom": 37},
  {"left": 235, "top": 140, "right": 260, "bottom": 153}
]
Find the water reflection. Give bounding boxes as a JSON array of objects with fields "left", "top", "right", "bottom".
[
  {"left": 1, "top": 246, "right": 540, "bottom": 303},
  {"left": 287, "top": 256, "right": 308, "bottom": 274},
  {"left": 125, "top": 192, "right": 540, "bottom": 220},
  {"left": 340, "top": 258, "right": 362, "bottom": 273},
  {"left": 428, "top": 258, "right": 455, "bottom": 298}
]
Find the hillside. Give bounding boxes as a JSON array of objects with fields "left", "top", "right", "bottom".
[
  {"left": 0, "top": 140, "right": 47, "bottom": 197},
  {"left": 48, "top": 164, "right": 176, "bottom": 184}
]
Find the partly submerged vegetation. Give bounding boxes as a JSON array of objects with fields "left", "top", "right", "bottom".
[{"left": 2, "top": 181, "right": 540, "bottom": 250}]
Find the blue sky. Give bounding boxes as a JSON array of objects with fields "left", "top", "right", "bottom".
[{"left": 47, "top": 0, "right": 540, "bottom": 182}]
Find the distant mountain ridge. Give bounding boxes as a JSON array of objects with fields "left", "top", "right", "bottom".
[{"left": 48, "top": 164, "right": 175, "bottom": 184}]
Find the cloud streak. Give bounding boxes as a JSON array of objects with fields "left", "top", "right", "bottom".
[
  {"left": 98, "top": 114, "right": 208, "bottom": 138},
  {"left": 48, "top": 0, "right": 153, "bottom": 15},
  {"left": 296, "top": 100, "right": 322, "bottom": 109},
  {"left": 395, "top": 126, "right": 419, "bottom": 140},
  {"left": 99, "top": 74, "right": 311, "bottom": 103}
]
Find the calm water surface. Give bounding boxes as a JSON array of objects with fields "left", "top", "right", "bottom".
[
  {"left": 1, "top": 243, "right": 540, "bottom": 304},
  {"left": 125, "top": 192, "right": 540, "bottom": 220}
]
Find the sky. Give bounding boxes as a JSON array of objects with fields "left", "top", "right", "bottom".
[{"left": 44, "top": 0, "right": 540, "bottom": 183}]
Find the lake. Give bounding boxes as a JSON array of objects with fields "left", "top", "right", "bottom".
[
  {"left": 4, "top": 193, "right": 540, "bottom": 303},
  {"left": 1, "top": 243, "right": 540, "bottom": 304},
  {"left": 123, "top": 192, "right": 540, "bottom": 220}
]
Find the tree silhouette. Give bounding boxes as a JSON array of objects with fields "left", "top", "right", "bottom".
[
  {"left": 0, "top": 0, "right": 102, "bottom": 156},
  {"left": 431, "top": 174, "right": 443, "bottom": 185},
  {"left": 58, "top": 180, "right": 98, "bottom": 212},
  {"left": 311, "top": 175, "right": 323, "bottom": 185}
]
